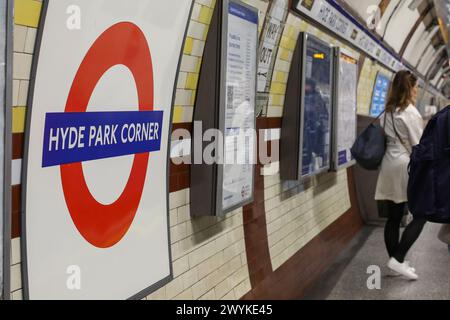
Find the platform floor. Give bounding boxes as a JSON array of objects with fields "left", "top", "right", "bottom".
[{"left": 304, "top": 223, "right": 450, "bottom": 300}]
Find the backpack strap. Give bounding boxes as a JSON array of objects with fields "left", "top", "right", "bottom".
[{"left": 391, "top": 111, "right": 410, "bottom": 153}]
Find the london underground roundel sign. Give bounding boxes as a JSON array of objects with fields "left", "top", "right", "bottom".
[
  {"left": 23, "top": 0, "right": 193, "bottom": 300},
  {"left": 61, "top": 22, "right": 154, "bottom": 249}
]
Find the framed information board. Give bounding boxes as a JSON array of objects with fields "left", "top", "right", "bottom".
[
  {"left": 300, "top": 34, "right": 333, "bottom": 179},
  {"left": 370, "top": 72, "right": 391, "bottom": 118},
  {"left": 281, "top": 33, "right": 333, "bottom": 181},
  {"left": 221, "top": 0, "right": 258, "bottom": 213},
  {"left": 191, "top": 0, "right": 257, "bottom": 216},
  {"left": 0, "top": 0, "right": 12, "bottom": 300},
  {"left": 331, "top": 48, "right": 358, "bottom": 171}
]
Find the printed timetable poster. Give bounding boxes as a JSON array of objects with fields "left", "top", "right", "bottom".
[
  {"left": 222, "top": 1, "right": 257, "bottom": 212},
  {"left": 370, "top": 73, "right": 391, "bottom": 117},
  {"left": 335, "top": 53, "right": 358, "bottom": 168}
]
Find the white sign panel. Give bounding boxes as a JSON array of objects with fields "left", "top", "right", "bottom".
[
  {"left": 222, "top": 1, "right": 257, "bottom": 212},
  {"left": 24, "top": 0, "right": 192, "bottom": 299},
  {"left": 257, "top": 0, "right": 288, "bottom": 92},
  {"left": 333, "top": 51, "right": 358, "bottom": 170},
  {"left": 294, "top": 0, "right": 404, "bottom": 72}
]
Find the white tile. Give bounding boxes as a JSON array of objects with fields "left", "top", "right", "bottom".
[
  {"left": 169, "top": 189, "right": 189, "bottom": 210},
  {"left": 165, "top": 277, "right": 184, "bottom": 299},
  {"left": 13, "top": 53, "right": 33, "bottom": 80},
  {"left": 24, "top": 27, "right": 37, "bottom": 54},
  {"left": 13, "top": 80, "right": 20, "bottom": 107},
  {"left": 11, "top": 238, "right": 21, "bottom": 265},
  {"left": 12, "top": 159, "right": 22, "bottom": 186},
  {"left": 180, "top": 55, "right": 200, "bottom": 73},
  {"left": 13, "top": 25, "right": 27, "bottom": 53},
  {"left": 174, "top": 89, "right": 193, "bottom": 106},
  {"left": 17, "top": 80, "right": 29, "bottom": 107},
  {"left": 264, "top": 129, "right": 281, "bottom": 142},
  {"left": 10, "top": 264, "right": 22, "bottom": 292},
  {"left": 187, "top": 21, "right": 207, "bottom": 40},
  {"left": 173, "top": 256, "right": 190, "bottom": 277},
  {"left": 12, "top": 290, "right": 23, "bottom": 301}
]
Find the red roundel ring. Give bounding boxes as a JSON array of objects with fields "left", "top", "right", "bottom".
[{"left": 60, "top": 22, "right": 154, "bottom": 249}]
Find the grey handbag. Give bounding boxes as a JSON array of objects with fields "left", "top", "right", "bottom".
[{"left": 438, "top": 225, "right": 450, "bottom": 245}]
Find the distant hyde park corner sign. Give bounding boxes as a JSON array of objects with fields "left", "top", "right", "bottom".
[{"left": 23, "top": 0, "right": 193, "bottom": 300}]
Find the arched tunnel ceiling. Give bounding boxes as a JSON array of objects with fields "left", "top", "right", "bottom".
[{"left": 342, "top": 0, "right": 450, "bottom": 98}]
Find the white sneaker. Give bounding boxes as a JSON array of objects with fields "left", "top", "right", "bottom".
[
  {"left": 387, "top": 258, "right": 419, "bottom": 280},
  {"left": 405, "top": 261, "right": 416, "bottom": 273}
]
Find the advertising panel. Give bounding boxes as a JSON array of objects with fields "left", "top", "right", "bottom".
[
  {"left": 300, "top": 34, "right": 333, "bottom": 179},
  {"left": 370, "top": 72, "right": 391, "bottom": 118}
]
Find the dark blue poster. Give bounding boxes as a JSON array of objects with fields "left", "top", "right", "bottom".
[
  {"left": 370, "top": 73, "right": 391, "bottom": 117},
  {"left": 301, "top": 35, "right": 333, "bottom": 178}
]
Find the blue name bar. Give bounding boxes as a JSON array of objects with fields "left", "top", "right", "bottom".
[
  {"left": 229, "top": 2, "right": 258, "bottom": 24},
  {"left": 42, "top": 111, "right": 163, "bottom": 167}
]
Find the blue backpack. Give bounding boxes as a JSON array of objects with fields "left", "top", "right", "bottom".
[{"left": 408, "top": 106, "right": 450, "bottom": 223}]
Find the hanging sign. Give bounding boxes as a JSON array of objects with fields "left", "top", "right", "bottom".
[
  {"left": 23, "top": 0, "right": 192, "bottom": 300},
  {"left": 256, "top": 0, "right": 289, "bottom": 116},
  {"left": 293, "top": 0, "right": 404, "bottom": 72}
]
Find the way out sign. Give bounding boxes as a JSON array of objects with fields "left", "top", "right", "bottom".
[{"left": 23, "top": 0, "right": 192, "bottom": 300}]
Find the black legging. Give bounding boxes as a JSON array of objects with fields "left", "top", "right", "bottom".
[{"left": 384, "top": 201, "right": 427, "bottom": 263}]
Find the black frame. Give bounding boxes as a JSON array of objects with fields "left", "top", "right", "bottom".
[
  {"left": 191, "top": 0, "right": 257, "bottom": 217},
  {"left": 20, "top": 0, "right": 193, "bottom": 300},
  {"left": 281, "top": 32, "right": 334, "bottom": 181}
]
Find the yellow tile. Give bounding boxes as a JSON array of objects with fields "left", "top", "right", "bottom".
[
  {"left": 195, "top": 59, "right": 202, "bottom": 74},
  {"left": 202, "top": 27, "right": 210, "bottom": 41},
  {"left": 279, "top": 48, "right": 290, "bottom": 61},
  {"left": 190, "top": 90, "right": 197, "bottom": 106},
  {"left": 198, "top": 6, "right": 213, "bottom": 25},
  {"left": 280, "top": 36, "right": 290, "bottom": 50},
  {"left": 271, "top": 94, "right": 284, "bottom": 106},
  {"left": 15, "top": 0, "right": 42, "bottom": 28},
  {"left": 13, "top": 106, "right": 27, "bottom": 133},
  {"left": 172, "top": 106, "right": 184, "bottom": 123},
  {"left": 184, "top": 37, "right": 194, "bottom": 55},
  {"left": 270, "top": 82, "right": 286, "bottom": 95},
  {"left": 185, "top": 73, "right": 199, "bottom": 90},
  {"left": 286, "top": 26, "right": 295, "bottom": 39},
  {"left": 274, "top": 71, "right": 286, "bottom": 83}
]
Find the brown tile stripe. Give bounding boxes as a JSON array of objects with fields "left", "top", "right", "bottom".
[
  {"left": 13, "top": 133, "right": 24, "bottom": 160},
  {"left": 12, "top": 120, "right": 284, "bottom": 238},
  {"left": 242, "top": 169, "right": 363, "bottom": 300},
  {"left": 169, "top": 123, "right": 193, "bottom": 193},
  {"left": 12, "top": 185, "right": 21, "bottom": 239}
]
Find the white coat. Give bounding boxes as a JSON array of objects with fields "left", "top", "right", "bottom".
[{"left": 375, "top": 104, "right": 424, "bottom": 204}]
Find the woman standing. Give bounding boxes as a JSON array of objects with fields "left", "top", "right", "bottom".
[{"left": 375, "top": 70, "right": 427, "bottom": 280}]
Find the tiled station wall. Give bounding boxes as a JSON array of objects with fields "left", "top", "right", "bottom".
[{"left": 9, "top": 0, "right": 389, "bottom": 300}]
